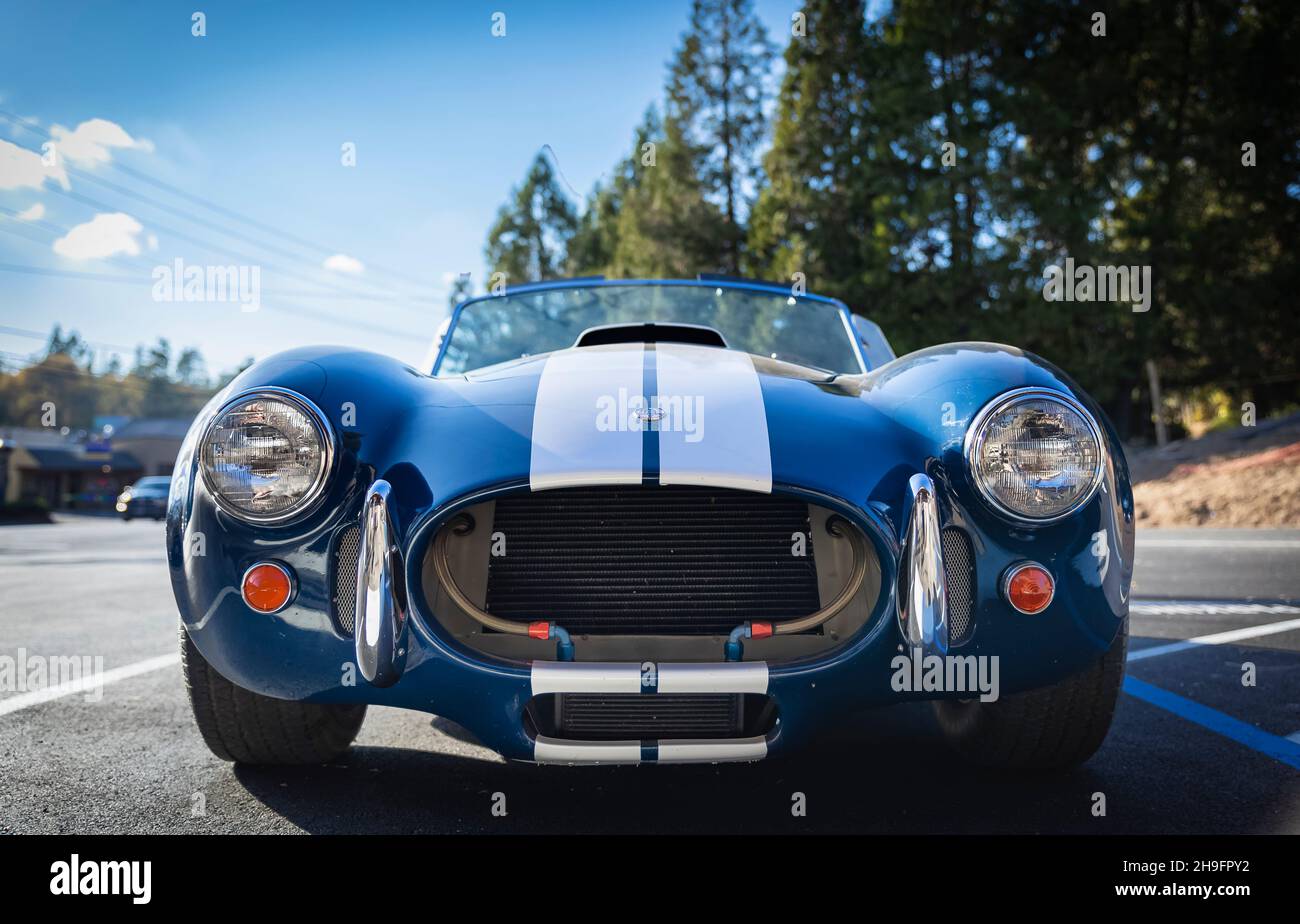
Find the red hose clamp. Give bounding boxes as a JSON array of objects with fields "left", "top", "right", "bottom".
[
  {"left": 750, "top": 621, "right": 774, "bottom": 639},
  {"left": 527, "top": 621, "right": 551, "bottom": 640}
]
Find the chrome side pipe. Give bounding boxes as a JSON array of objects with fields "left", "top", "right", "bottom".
[
  {"left": 897, "top": 473, "right": 948, "bottom": 656},
  {"left": 355, "top": 480, "right": 409, "bottom": 687}
]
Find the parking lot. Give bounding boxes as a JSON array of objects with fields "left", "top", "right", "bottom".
[{"left": 1, "top": 515, "right": 1297, "bottom": 834}]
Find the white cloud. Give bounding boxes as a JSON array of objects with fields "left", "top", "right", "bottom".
[
  {"left": 52, "top": 212, "right": 144, "bottom": 260},
  {"left": 146, "top": 233, "right": 159, "bottom": 251},
  {"left": 16, "top": 203, "right": 45, "bottom": 221},
  {"left": 323, "top": 253, "right": 364, "bottom": 275},
  {"left": 49, "top": 118, "right": 153, "bottom": 167},
  {"left": 0, "top": 138, "right": 69, "bottom": 190}
]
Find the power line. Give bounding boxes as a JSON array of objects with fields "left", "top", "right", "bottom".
[
  {"left": 0, "top": 258, "right": 438, "bottom": 304},
  {"left": 0, "top": 220, "right": 422, "bottom": 342},
  {"left": 0, "top": 109, "right": 438, "bottom": 292}
]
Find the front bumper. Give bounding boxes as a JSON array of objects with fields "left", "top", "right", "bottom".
[{"left": 174, "top": 468, "right": 1129, "bottom": 764}]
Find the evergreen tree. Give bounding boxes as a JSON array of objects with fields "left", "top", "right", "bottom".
[
  {"left": 484, "top": 151, "right": 579, "bottom": 284},
  {"left": 667, "top": 0, "right": 774, "bottom": 271}
]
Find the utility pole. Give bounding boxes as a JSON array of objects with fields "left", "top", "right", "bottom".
[{"left": 1145, "top": 359, "right": 1168, "bottom": 447}]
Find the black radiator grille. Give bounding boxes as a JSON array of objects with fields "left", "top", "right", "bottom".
[
  {"left": 942, "top": 527, "right": 975, "bottom": 646},
  {"left": 557, "top": 693, "right": 742, "bottom": 740},
  {"left": 484, "top": 486, "right": 821, "bottom": 635},
  {"left": 332, "top": 523, "right": 360, "bottom": 636}
]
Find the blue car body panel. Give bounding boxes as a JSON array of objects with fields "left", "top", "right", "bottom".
[{"left": 167, "top": 280, "right": 1133, "bottom": 762}]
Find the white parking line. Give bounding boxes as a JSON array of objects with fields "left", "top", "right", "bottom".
[
  {"left": 1136, "top": 539, "right": 1300, "bottom": 549},
  {"left": 1131, "top": 602, "right": 1300, "bottom": 617},
  {"left": 0, "top": 653, "right": 178, "bottom": 717},
  {"left": 1127, "top": 617, "right": 1300, "bottom": 662}
]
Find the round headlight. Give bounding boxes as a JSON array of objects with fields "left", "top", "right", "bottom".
[
  {"left": 200, "top": 389, "right": 333, "bottom": 523},
  {"left": 965, "top": 388, "right": 1104, "bottom": 522}
]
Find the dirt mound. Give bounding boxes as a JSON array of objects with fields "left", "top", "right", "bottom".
[{"left": 1128, "top": 412, "right": 1300, "bottom": 528}]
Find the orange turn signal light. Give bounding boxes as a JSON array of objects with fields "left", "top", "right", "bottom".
[
  {"left": 1003, "top": 562, "right": 1054, "bottom": 615},
  {"left": 242, "top": 562, "right": 295, "bottom": 614}
]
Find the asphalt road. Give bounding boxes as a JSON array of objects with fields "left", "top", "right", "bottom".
[{"left": 1, "top": 515, "right": 1297, "bottom": 834}]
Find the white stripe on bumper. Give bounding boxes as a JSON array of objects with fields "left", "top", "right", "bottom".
[
  {"left": 530, "top": 661, "right": 644, "bottom": 695},
  {"left": 530, "top": 660, "right": 769, "bottom": 695},
  {"left": 656, "top": 662, "right": 769, "bottom": 694},
  {"left": 531, "top": 736, "right": 769, "bottom": 765},
  {"left": 533, "top": 737, "right": 643, "bottom": 764}
]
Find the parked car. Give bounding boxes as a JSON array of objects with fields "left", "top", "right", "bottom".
[
  {"left": 167, "top": 277, "right": 1133, "bottom": 769},
  {"left": 117, "top": 476, "right": 171, "bottom": 521}
]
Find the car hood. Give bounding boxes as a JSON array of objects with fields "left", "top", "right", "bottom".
[{"left": 405, "top": 342, "right": 910, "bottom": 508}]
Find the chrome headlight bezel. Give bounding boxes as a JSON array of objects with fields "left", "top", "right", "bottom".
[
  {"left": 963, "top": 386, "right": 1107, "bottom": 525},
  {"left": 199, "top": 386, "right": 336, "bottom": 525}
]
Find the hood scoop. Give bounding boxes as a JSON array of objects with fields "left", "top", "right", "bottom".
[{"left": 574, "top": 322, "right": 728, "bottom": 349}]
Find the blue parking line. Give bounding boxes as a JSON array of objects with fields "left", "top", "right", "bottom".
[{"left": 1123, "top": 676, "right": 1300, "bottom": 771}]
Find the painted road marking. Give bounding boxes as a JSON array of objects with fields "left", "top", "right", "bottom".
[
  {"left": 1131, "top": 601, "right": 1300, "bottom": 618},
  {"left": 1127, "top": 615, "right": 1300, "bottom": 662},
  {"left": 1136, "top": 538, "right": 1300, "bottom": 549},
  {"left": 0, "top": 653, "right": 178, "bottom": 717},
  {"left": 1123, "top": 677, "right": 1300, "bottom": 771}
]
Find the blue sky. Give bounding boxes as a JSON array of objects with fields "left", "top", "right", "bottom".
[{"left": 0, "top": 0, "right": 809, "bottom": 378}]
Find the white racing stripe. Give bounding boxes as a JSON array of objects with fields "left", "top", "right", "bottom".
[
  {"left": 657, "top": 736, "right": 768, "bottom": 764},
  {"left": 657, "top": 662, "right": 769, "bottom": 694},
  {"left": 0, "top": 653, "right": 178, "bottom": 717},
  {"left": 530, "top": 661, "right": 644, "bottom": 695},
  {"left": 529, "top": 346, "right": 646, "bottom": 491},
  {"left": 654, "top": 342, "right": 772, "bottom": 493},
  {"left": 1127, "top": 616, "right": 1300, "bottom": 662},
  {"left": 533, "top": 737, "right": 643, "bottom": 764}
]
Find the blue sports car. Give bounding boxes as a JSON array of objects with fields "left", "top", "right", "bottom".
[{"left": 167, "top": 277, "right": 1133, "bottom": 769}]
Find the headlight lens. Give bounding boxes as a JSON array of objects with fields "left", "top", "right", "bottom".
[
  {"left": 200, "top": 391, "right": 331, "bottom": 522},
  {"left": 966, "top": 390, "right": 1103, "bottom": 521}
]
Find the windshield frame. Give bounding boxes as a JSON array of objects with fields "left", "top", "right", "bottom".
[{"left": 429, "top": 278, "right": 870, "bottom": 376}]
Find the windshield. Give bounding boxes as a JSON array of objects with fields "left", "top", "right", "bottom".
[
  {"left": 438, "top": 284, "right": 862, "bottom": 375},
  {"left": 132, "top": 477, "right": 171, "bottom": 494}
]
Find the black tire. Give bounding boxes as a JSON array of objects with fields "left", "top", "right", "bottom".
[
  {"left": 932, "top": 619, "right": 1127, "bottom": 770},
  {"left": 180, "top": 625, "right": 366, "bottom": 765}
]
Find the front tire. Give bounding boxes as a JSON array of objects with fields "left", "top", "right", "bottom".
[
  {"left": 180, "top": 626, "right": 366, "bottom": 765},
  {"left": 932, "top": 620, "right": 1127, "bottom": 770}
]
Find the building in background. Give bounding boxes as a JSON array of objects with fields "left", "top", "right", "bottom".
[
  {"left": 0, "top": 416, "right": 190, "bottom": 510},
  {"left": 110, "top": 418, "right": 191, "bottom": 477}
]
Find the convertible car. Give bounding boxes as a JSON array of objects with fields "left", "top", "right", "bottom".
[{"left": 167, "top": 277, "right": 1133, "bottom": 769}]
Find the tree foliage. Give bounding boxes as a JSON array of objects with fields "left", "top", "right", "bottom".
[
  {"left": 486, "top": 0, "right": 1298, "bottom": 436},
  {"left": 0, "top": 329, "right": 222, "bottom": 430}
]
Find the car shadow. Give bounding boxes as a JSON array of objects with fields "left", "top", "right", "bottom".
[{"left": 226, "top": 696, "right": 1295, "bottom": 835}]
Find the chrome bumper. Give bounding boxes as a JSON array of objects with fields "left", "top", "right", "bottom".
[
  {"left": 897, "top": 473, "right": 949, "bottom": 657},
  {"left": 355, "top": 480, "right": 408, "bottom": 687}
]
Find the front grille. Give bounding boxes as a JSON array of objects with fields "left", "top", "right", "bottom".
[
  {"left": 332, "top": 524, "right": 360, "bottom": 635},
  {"left": 942, "top": 527, "right": 975, "bottom": 645},
  {"left": 557, "top": 693, "right": 743, "bottom": 740},
  {"left": 484, "top": 486, "right": 821, "bottom": 635}
]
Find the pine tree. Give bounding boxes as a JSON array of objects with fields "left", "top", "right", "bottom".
[
  {"left": 747, "top": 0, "right": 876, "bottom": 297},
  {"left": 484, "top": 151, "right": 579, "bottom": 284},
  {"left": 667, "top": 0, "right": 774, "bottom": 272}
]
